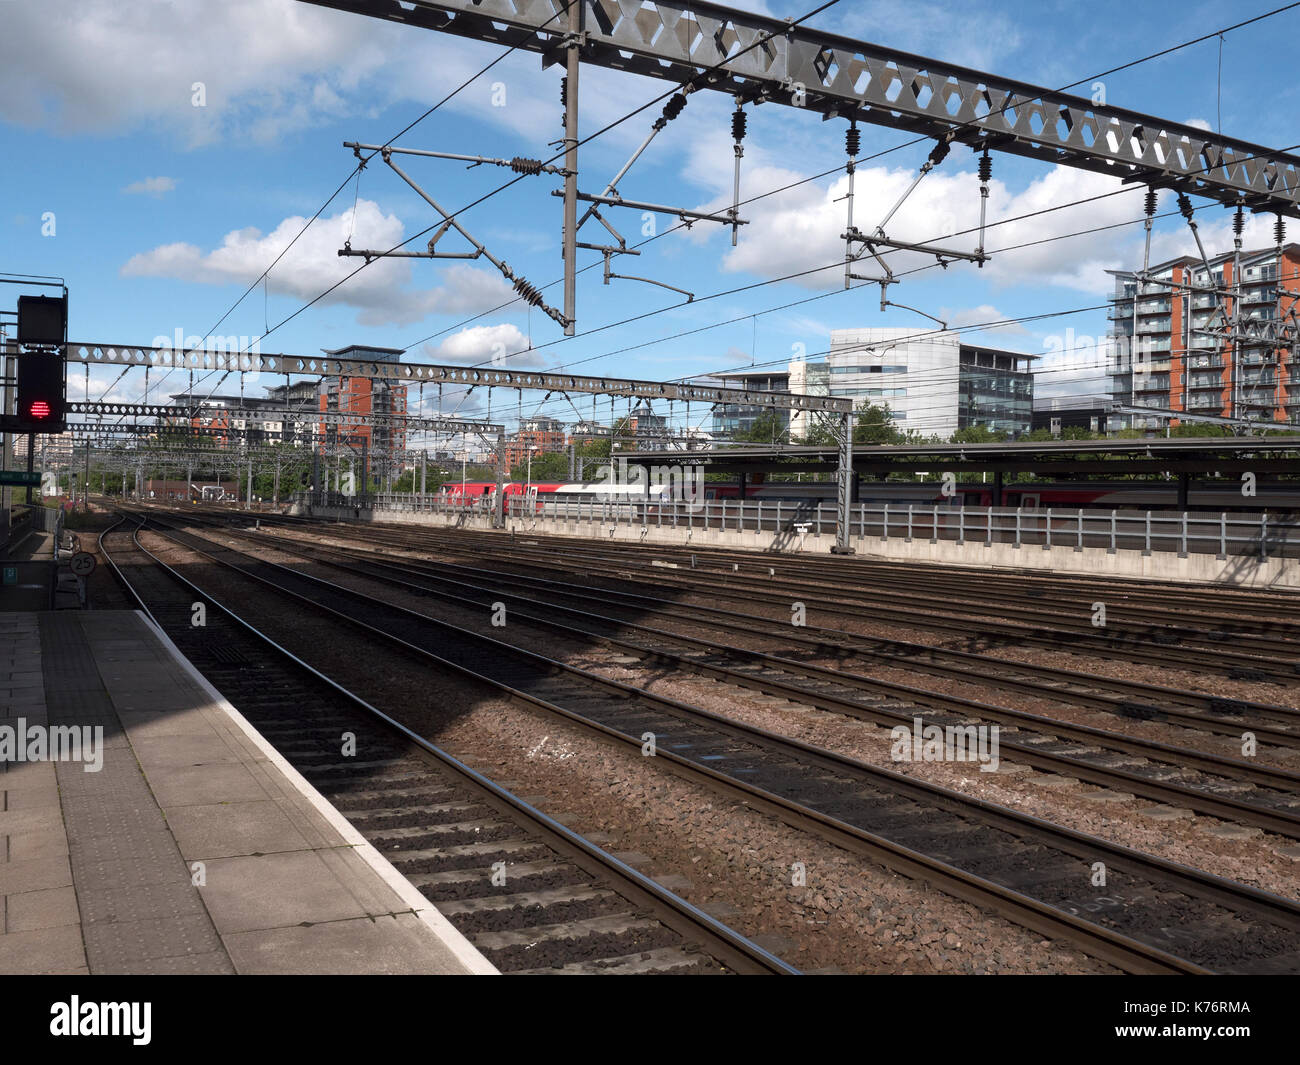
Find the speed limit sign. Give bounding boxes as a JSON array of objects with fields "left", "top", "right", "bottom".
[{"left": 70, "top": 552, "right": 97, "bottom": 578}]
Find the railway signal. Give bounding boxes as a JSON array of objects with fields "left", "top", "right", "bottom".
[{"left": 15, "top": 349, "right": 68, "bottom": 432}]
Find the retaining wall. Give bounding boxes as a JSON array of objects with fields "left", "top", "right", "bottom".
[{"left": 296, "top": 502, "right": 1299, "bottom": 589}]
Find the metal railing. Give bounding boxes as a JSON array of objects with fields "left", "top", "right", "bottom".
[
  {"left": 300, "top": 490, "right": 1299, "bottom": 561},
  {"left": 507, "top": 497, "right": 1300, "bottom": 561},
  {"left": 303, "top": 491, "right": 496, "bottom": 516}
]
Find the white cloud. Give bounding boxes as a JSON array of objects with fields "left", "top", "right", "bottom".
[
  {"left": 1146, "top": 207, "right": 1283, "bottom": 267},
  {"left": 122, "top": 176, "right": 176, "bottom": 197},
  {"left": 1184, "top": 118, "right": 1213, "bottom": 132},
  {"left": 423, "top": 323, "right": 544, "bottom": 368},
  {"left": 677, "top": 131, "right": 1160, "bottom": 297},
  {"left": 120, "top": 198, "right": 515, "bottom": 326},
  {"left": 0, "top": 0, "right": 661, "bottom": 151},
  {"left": 0, "top": 0, "right": 392, "bottom": 144},
  {"left": 942, "top": 304, "right": 1029, "bottom": 336}
]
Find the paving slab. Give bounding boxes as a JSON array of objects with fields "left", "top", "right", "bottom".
[{"left": 0, "top": 611, "right": 494, "bottom": 976}]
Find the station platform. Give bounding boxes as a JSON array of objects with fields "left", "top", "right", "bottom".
[{"left": 0, "top": 610, "right": 495, "bottom": 975}]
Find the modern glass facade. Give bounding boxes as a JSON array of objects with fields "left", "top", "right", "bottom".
[
  {"left": 710, "top": 372, "right": 792, "bottom": 439},
  {"left": 957, "top": 347, "right": 1034, "bottom": 433},
  {"left": 818, "top": 329, "right": 1035, "bottom": 438}
]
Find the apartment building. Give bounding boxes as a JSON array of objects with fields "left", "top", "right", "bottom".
[
  {"left": 165, "top": 392, "right": 314, "bottom": 447},
  {"left": 318, "top": 345, "right": 409, "bottom": 476},
  {"left": 504, "top": 416, "right": 566, "bottom": 470},
  {"left": 1107, "top": 245, "right": 1300, "bottom": 428}
]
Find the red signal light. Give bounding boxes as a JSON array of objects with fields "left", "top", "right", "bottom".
[{"left": 28, "top": 400, "right": 51, "bottom": 419}]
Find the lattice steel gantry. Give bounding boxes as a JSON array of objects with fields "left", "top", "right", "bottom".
[{"left": 300, "top": 0, "right": 1300, "bottom": 217}]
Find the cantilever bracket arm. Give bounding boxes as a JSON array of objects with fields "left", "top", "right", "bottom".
[
  {"left": 336, "top": 142, "right": 571, "bottom": 329},
  {"left": 558, "top": 189, "right": 745, "bottom": 228},
  {"left": 600, "top": 250, "right": 694, "bottom": 301},
  {"left": 299, "top": 0, "right": 1300, "bottom": 218},
  {"left": 883, "top": 299, "right": 948, "bottom": 331}
]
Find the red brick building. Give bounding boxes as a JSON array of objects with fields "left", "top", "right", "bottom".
[
  {"left": 504, "top": 417, "right": 566, "bottom": 470},
  {"left": 1109, "top": 244, "right": 1300, "bottom": 428},
  {"left": 318, "top": 346, "right": 409, "bottom": 476}
]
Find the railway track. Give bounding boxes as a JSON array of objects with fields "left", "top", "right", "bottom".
[
  {"left": 156, "top": 513, "right": 1300, "bottom": 839},
  {"left": 127, "top": 510, "right": 1300, "bottom": 974},
  {"left": 98, "top": 515, "right": 793, "bottom": 976},
  {"left": 221, "top": 512, "right": 1300, "bottom": 682},
  {"left": 228, "top": 517, "right": 1300, "bottom": 750},
  {"left": 471, "top": 532, "right": 1300, "bottom": 673}
]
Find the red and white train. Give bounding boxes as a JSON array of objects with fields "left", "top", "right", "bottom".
[
  {"left": 440, "top": 481, "right": 674, "bottom": 509},
  {"left": 440, "top": 479, "right": 1300, "bottom": 513}
]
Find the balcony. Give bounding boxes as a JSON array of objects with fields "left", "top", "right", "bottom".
[
  {"left": 1244, "top": 287, "right": 1278, "bottom": 305},
  {"left": 1134, "top": 319, "right": 1171, "bottom": 335}
]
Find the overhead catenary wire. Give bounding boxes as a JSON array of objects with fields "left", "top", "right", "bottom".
[
  {"left": 132, "top": 0, "right": 581, "bottom": 412},
  {"left": 408, "top": 0, "right": 1300, "bottom": 374},
  {"left": 157, "top": 0, "right": 1300, "bottom": 429},
  {"left": 166, "top": 0, "right": 845, "bottom": 411},
  {"left": 85, "top": 1, "right": 1300, "bottom": 449}
]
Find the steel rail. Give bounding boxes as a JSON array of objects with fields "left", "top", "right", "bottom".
[
  {"left": 178, "top": 514, "right": 1300, "bottom": 838},
  {"left": 100, "top": 513, "right": 794, "bottom": 976},
  {"left": 267, "top": 517, "right": 1300, "bottom": 680},
  {"left": 238, "top": 515, "right": 1300, "bottom": 741},
  {"left": 129, "top": 512, "right": 1300, "bottom": 973}
]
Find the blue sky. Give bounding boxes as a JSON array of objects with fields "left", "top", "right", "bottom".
[{"left": 3, "top": 0, "right": 1298, "bottom": 432}]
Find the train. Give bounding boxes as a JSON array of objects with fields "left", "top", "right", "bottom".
[{"left": 439, "top": 478, "right": 1300, "bottom": 513}]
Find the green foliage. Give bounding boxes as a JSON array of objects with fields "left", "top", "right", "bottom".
[
  {"left": 796, "top": 401, "right": 903, "bottom": 446},
  {"left": 391, "top": 466, "right": 450, "bottom": 494},
  {"left": 950, "top": 424, "right": 1008, "bottom": 444},
  {"left": 796, "top": 416, "right": 837, "bottom": 447},
  {"left": 852, "top": 402, "right": 904, "bottom": 445},
  {"left": 510, "top": 451, "right": 569, "bottom": 482},
  {"left": 731, "top": 410, "right": 790, "bottom": 445},
  {"left": 1169, "top": 422, "right": 1231, "bottom": 438}
]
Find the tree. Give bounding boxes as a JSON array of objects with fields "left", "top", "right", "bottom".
[
  {"left": 796, "top": 414, "right": 838, "bottom": 447},
  {"left": 510, "top": 450, "right": 569, "bottom": 482},
  {"left": 951, "top": 424, "right": 1008, "bottom": 444},
  {"left": 853, "top": 401, "right": 904, "bottom": 445},
  {"left": 795, "top": 401, "right": 902, "bottom": 446},
  {"left": 732, "top": 410, "right": 790, "bottom": 445},
  {"left": 1170, "top": 422, "right": 1231, "bottom": 438},
  {"left": 392, "top": 466, "right": 449, "bottom": 494},
  {"left": 574, "top": 438, "right": 613, "bottom": 480}
]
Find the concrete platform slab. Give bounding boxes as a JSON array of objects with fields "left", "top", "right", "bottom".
[
  {"left": 0, "top": 611, "right": 494, "bottom": 976},
  {"left": 223, "top": 913, "right": 457, "bottom": 976}
]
